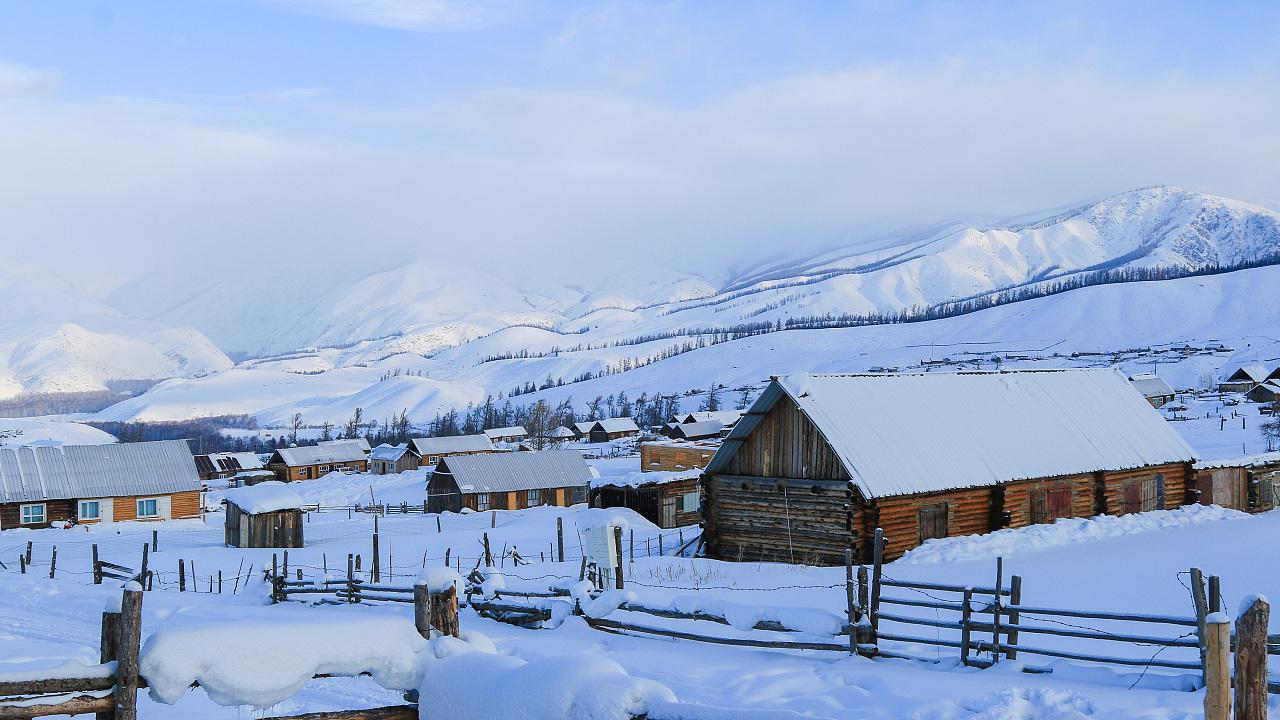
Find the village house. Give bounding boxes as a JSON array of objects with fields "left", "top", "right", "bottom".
[
  {"left": 1246, "top": 381, "right": 1280, "bottom": 404},
  {"left": 369, "top": 443, "right": 416, "bottom": 475},
  {"left": 1218, "top": 365, "right": 1279, "bottom": 393},
  {"left": 223, "top": 481, "right": 305, "bottom": 548},
  {"left": 674, "top": 410, "right": 745, "bottom": 429},
  {"left": 193, "top": 452, "right": 266, "bottom": 482},
  {"left": 641, "top": 440, "right": 719, "bottom": 472},
  {"left": 591, "top": 469, "right": 701, "bottom": 529},
  {"left": 587, "top": 417, "right": 641, "bottom": 443},
  {"left": 702, "top": 370, "right": 1197, "bottom": 565},
  {"left": 666, "top": 420, "right": 724, "bottom": 441},
  {"left": 547, "top": 426, "right": 577, "bottom": 445},
  {"left": 266, "top": 441, "right": 368, "bottom": 482},
  {"left": 319, "top": 437, "right": 371, "bottom": 455},
  {"left": 425, "top": 449, "right": 592, "bottom": 513},
  {"left": 407, "top": 434, "right": 496, "bottom": 468},
  {"left": 484, "top": 426, "right": 529, "bottom": 444},
  {"left": 572, "top": 421, "right": 596, "bottom": 440},
  {"left": 1193, "top": 452, "right": 1280, "bottom": 512},
  {"left": 1128, "top": 373, "right": 1177, "bottom": 408},
  {"left": 0, "top": 440, "right": 203, "bottom": 529}
]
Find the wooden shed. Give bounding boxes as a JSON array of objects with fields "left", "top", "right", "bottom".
[
  {"left": 667, "top": 421, "right": 724, "bottom": 441},
  {"left": 1218, "top": 365, "right": 1278, "bottom": 394},
  {"left": 370, "top": 443, "right": 416, "bottom": 475},
  {"left": 702, "top": 370, "right": 1197, "bottom": 565},
  {"left": 1128, "top": 373, "right": 1176, "bottom": 408},
  {"left": 1246, "top": 381, "right": 1280, "bottom": 404},
  {"left": 223, "top": 482, "right": 305, "bottom": 548},
  {"left": 587, "top": 418, "right": 640, "bottom": 443},
  {"left": 1193, "top": 452, "right": 1280, "bottom": 513},
  {"left": 426, "top": 449, "right": 592, "bottom": 513},
  {"left": 590, "top": 470, "right": 701, "bottom": 528}
]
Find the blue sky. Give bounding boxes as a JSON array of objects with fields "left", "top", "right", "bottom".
[{"left": 2, "top": 1, "right": 1279, "bottom": 285}]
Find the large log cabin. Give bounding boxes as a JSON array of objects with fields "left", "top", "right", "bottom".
[
  {"left": 0, "top": 440, "right": 202, "bottom": 529},
  {"left": 702, "top": 369, "right": 1197, "bottom": 565}
]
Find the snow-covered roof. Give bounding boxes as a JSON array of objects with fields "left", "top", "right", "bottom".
[
  {"left": 549, "top": 426, "right": 577, "bottom": 439},
  {"left": 1249, "top": 380, "right": 1280, "bottom": 395},
  {"left": 670, "top": 420, "right": 724, "bottom": 439},
  {"left": 1128, "top": 373, "right": 1175, "bottom": 399},
  {"left": 682, "top": 410, "right": 745, "bottom": 426},
  {"left": 573, "top": 422, "right": 595, "bottom": 435},
  {"left": 1195, "top": 451, "right": 1280, "bottom": 470},
  {"left": 437, "top": 449, "right": 593, "bottom": 493},
  {"left": 409, "top": 434, "right": 494, "bottom": 456},
  {"left": 591, "top": 468, "right": 701, "bottom": 489},
  {"left": 224, "top": 481, "right": 305, "bottom": 514},
  {"left": 0, "top": 440, "right": 200, "bottom": 504},
  {"left": 484, "top": 426, "right": 528, "bottom": 440},
  {"left": 370, "top": 443, "right": 409, "bottom": 462},
  {"left": 319, "top": 437, "right": 370, "bottom": 453},
  {"left": 1224, "top": 365, "right": 1274, "bottom": 383},
  {"left": 271, "top": 441, "right": 367, "bottom": 467},
  {"left": 708, "top": 369, "right": 1197, "bottom": 500},
  {"left": 205, "top": 451, "right": 265, "bottom": 471},
  {"left": 592, "top": 417, "right": 640, "bottom": 434}
]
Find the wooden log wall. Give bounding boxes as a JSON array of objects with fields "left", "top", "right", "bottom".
[
  {"left": 717, "top": 396, "right": 850, "bottom": 481},
  {"left": 640, "top": 443, "right": 718, "bottom": 472},
  {"left": 704, "top": 475, "right": 853, "bottom": 566},
  {"left": 1100, "top": 463, "right": 1191, "bottom": 516},
  {"left": 867, "top": 486, "right": 998, "bottom": 562},
  {"left": 1000, "top": 474, "right": 1095, "bottom": 528}
]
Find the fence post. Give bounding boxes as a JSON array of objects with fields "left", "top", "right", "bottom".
[
  {"left": 25, "top": 541, "right": 32, "bottom": 564},
  {"left": 19, "top": 554, "right": 25, "bottom": 574},
  {"left": 49, "top": 545, "right": 57, "bottom": 579},
  {"left": 1208, "top": 575, "right": 1221, "bottom": 613},
  {"left": 430, "top": 586, "right": 460, "bottom": 638},
  {"left": 482, "top": 533, "right": 493, "bottom": 567},
  {"left": 1234, "top": 597, "right": 1270, "bottom": 720},
  {"left": 613, "top": 527, "right": 625, "bottom": 590},
  {"left": 1006, "top": 575, "right": 1023, "bottom": 660},
  {"left": 372, "top": 517, "right": 381, "bottom": 584},
  {"left": 179, "top": 559, "right": 186, "bottom": 592},
  {"left": 114, "top": 586, "right": 144, "bottom": 720},
  {"left": 1204, "top": 611, "right": 1230, "bottom": 720},
  {"left": 435, "top": 514, "right": 441, "bottom": 533},
  {"left": 347, "top": 554, "right": 356, "bottom": 603},
  {"left": 139, "top": 545, "right": 149, "bottom": 588},
  {"left": 93, "top": 545, "right": 102, "bottom": 585},
  {"left": 97, "top": 607, "right": 120, "bottom": 720},
  {"left": 282, "top": 550, "right": 289, "bottom": 579},
  {"left": 959, "top": 587, "right": 974, "bottom": 666},
  {"left": 870, "top": 528, "right": 884, "bottom": 637},
  {"left": 1190, "top": 567, "right": 1209, "bottom": 686},
  {"left": 844, "top": 549, "right": 856, "bottom": 655},
  {"left": 413, "top": 584, "right": 432, "bottom": 639},
  {"left": 557, "top": 517, "right": 565, "bottom": 563},
  {"left": 991, "top": 557, "right": 1004, "bottom": 663},
  {"left": 151, "top": 530, "right": 158, "bottom": 553},
  {"left": 445, "top": 548, "right": 451, "bottom": 568}
]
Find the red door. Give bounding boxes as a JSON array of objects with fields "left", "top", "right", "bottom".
[
  {"left": 1121, "top": 481, "right": 1141, "bottom": 515},
  {"left": 1045, "top": 488, "right": 1073, "bottom": 521}
]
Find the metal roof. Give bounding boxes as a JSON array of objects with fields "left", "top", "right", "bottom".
[
  {"left": 681, "top": 410, "right": 744, "bottom": 426},
  {"left": 706, "top": 369, "right": 1196, "bottom": 500},
  {"left": 484, "top": 426, "right": 528, "bottom": 439},
  {"left": 271, "top": 441, "right": 367, "bottom": 467},
  {"left": 592, "top": 417, "right": 640, "bottom": 434},
  {"left": 319, "top": 438, "right": 371, "bottom": 452},
  {"left": 409, "top": 434, "right": 494, "bottom": 457},
  {"left": 370, "top": 443, "right": 410, "bottom": 461},
  {"left": 0, "top": 440, "right": 200, "bottom": 504},
  {"left": 670, "top": 420, "right": 724, "bottom": 439},
  {"left": 1128, "top": 373, "right": 1175, "bottom": 399},
  {"left": 436, "top": 449, "right": 593, "bottom": 493}
]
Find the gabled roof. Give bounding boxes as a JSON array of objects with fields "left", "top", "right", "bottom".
[
  {"left": 319, "top": 438, "right": 370, "bottom": 453},
  {"left": 707, "top": 369, "right": 1196, "bottom": 500},
  {"left": 681, "top": 410, "right": 745, "bottom": 426},
  {"left": 0, "top": 440, "right": 200, "bottom": 504},
  {"left": 592, "top": 417, "right": 640, "bottom": 434},
  {"left": 1248, "top": 380, "right": 1280, "bottom": 396},
  {"left": 573, "top": 422, "right": 596, "bottom": 435},
  {"left": 484, "top": 426, "right": 528, "bottom": 440},
  {"left": 1195, "top": 451, "right": 1280, "bottom": 470},
  {"left": 670, "top": 420, "right": 724, "bottom": 440},
  {"left": 408, "top": 434, "right": 494, "bottom": 457},
  {"left": 1128, "top": 373, "right": 1175, "bottom": 399},
  {"left": 1224, "top": 365, "right": 1274, "bottom": 384},
  {"left": 370, "top": 443, "right": 410, "bottom": 462},
  {"left": 435, "top": 449, "right": 593, "bottom": 493},
  {"left": 271, "top": 441, "right": 367, "bottom": 467},
  {"left": 549, "top": 426, "right": 577, "bottom": 439}
]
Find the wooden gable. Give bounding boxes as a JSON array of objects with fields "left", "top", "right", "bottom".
[{"left": 717, "top": 393, "right": 850, "bottom": 482}]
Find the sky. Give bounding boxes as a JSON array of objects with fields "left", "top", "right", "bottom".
[{"left": 2, "top": 0, "right": 1280, "bottom": 292}]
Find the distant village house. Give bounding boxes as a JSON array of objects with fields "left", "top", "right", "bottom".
[
  {"left": 641, "top": 440, "right": 719, "bottom": 472},
  {"left": 484, "top": 426, "right": 529, "bottom": 444},
  {"left": 370, "top": 443, "right": 416, "bottom": 475},
  {"left": 267, "top": 441, "right": 368, "bottom": 482},
  {"left": 1127, "top": 373, "right": 1176, "bottom": 408},
  {"left": 587, "top": 417, "right": 641, "bottom": 443},
  {"left": 407, "top": 434, "right": 496, "bottom": 468},
  {"left": 591, "top": 469, "right": 701, "bottom": 529},
  {"left": 426, "top": 449, "right": 592, "bottom": 513},
  {"left": 1218, "top": 365, "right": 1280, "bottom": 394}
]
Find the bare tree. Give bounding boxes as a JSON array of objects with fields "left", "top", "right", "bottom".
[
  {"left": 289, "top": 413, "right": 303, "bottom": 446},
  {"left": 344, "top": 407, "right": 365, "bottom": 439}
]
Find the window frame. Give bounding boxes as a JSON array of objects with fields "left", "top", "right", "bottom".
[
  {"left": 136, "top": 498, "right": 160, "bottom": 519},
  {"left": 679, "top": 491, "right": 699, "bottom": 513},
  {"left": 527, "top": 489, "right": 542, "bottom": 506},
  {"left": 78, "top": 500, "right": 101, "bottom": 521},
  {"left": 20, "top": 503, "right": 46, "bottom": 525},
  {"left": 476, "top": 493, "right": 491, "bottom": 512}
]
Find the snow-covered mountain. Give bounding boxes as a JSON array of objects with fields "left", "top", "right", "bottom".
[
  {"left": 0, "top": 261, "right": 232, "bottom": 400},
  {"left": 86, "top": 186, "right": 1280, "bottom": 425}
]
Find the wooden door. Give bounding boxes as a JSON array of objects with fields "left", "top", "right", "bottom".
[
  {"left": 1045, "top": 488, "right": 1073, "bottom": 521},
  {"left": 918, "top": 503, "right": 949, "bottom": 542},
  {"left": 1121, "top": 480, "right": 1141, "bottom": 514},
  {"left": 660, "top": 496, "right": 677, "bottom": 528}
]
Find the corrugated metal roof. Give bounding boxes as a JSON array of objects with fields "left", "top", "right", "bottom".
[
  {"left": 593, "top": 417, "right": 639, "bottom": 434},
  {"left": 437, "top": 449, "right": 593, "bottom": 493},
  {"left": 0, "top": 440, "right": 200, "bottom": 504},
  {"left": 319, "top": 438, "right": 370, "bottom": 452},
  {"left": 707, "top": 369, "right": 1196, "bottom": 500},
  {"left": 484, "top": 426, "right": 527, "bottom": 439},
  {"left": 671, "top": 420, "right": 724, "bottom": 439},
  {"left": 409, "top": 434, "right": 494, "bottom": 456},
  {"left": 272, "top": 441, "right": 367, "bottom": 467},
  {"left": 1128, "top": 373, "right": 1175, "bottom": 399}
]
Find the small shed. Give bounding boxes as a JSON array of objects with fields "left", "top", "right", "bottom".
[
  {"left": 1194, "top": 452, "right": 1280, "bottom": 513},
  {"left": 427, "top": 449, "right": 592, "bottom": 513},
  {"left": 370, "top": 443, "right": 415, "bottom": 475},
  {"left": 590, "top": 469, "right": 701, "bottom": 528},
  {"left": 223, "top": 481, "right": 305, "bottom": 548},
  {"left": 1128, "top": 373, "right": 1176, "bottom": 408},
  {"left": 588, "top": 417, "right": 640, "bottom": 443},
  {"left": 547, "top": 426, "right": 577, "bottom": 444}
]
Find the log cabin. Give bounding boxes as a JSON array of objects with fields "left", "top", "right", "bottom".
[
  {"left": 223, "top": 481, "right": 305, "bottom": 548},
  {"left": 266, "top": 442, "right": 368, "bottom": 482},
  {"left": 674, "top": 410, "right": 745, "bottom": 429},
  {"left": 1218, "top": 365, "right": 1278, "bottom": 394},
  {"left": 1246, "top": 381, "right": 1280, "bottom": 404},
  {"left": 407, "top": 434, "right": 496, "bottom": 469},
  {"left": 587, "top": 417, "right": 641, "bottom": 443},
  {"left": 426, "top": 449, "right": 592, "bottom": 513},
  {"left": 1193, "top": 452, "right": 1280, "bottom": 513},
  {"left": 370, "top": 443, "right": 416, "bottom": 475},
  {"left": 591, "top": 469, "right": 701, "bottom": 528},
  {"left": 1128, "top": 373, "right": 1177, "bottom": 408},
  {"left": 641, "top": 440, "right": 719, "bottom": 472},
  {"left": 702, "top": 369, "right": 1197, "bottom": 565},
  {"left": 572, "top": 421, "right": 596, "bottom": 440},
  {"left": 0, "top": 440, "right": 202, "bottom": 529},
  {"left": 667, "top": 420, "right": 724, "bottom": 441}
]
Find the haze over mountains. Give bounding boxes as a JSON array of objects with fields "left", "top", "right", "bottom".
[{"left": 9, "top": 186, "right": 1280, "bottom": 424}]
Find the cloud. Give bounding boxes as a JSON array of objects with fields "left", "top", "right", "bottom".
[
  {"left": 268, "top": 0, "right": 511, "bottom": 31},
  {"left": 0, "top": 59, "right": 60, "bottom": 95}
]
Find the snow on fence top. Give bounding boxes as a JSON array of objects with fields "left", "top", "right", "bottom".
[
  {"left": 711, "top": 369, "right": 1197, "bottom": 499},
  {"left": 223, "top": 481, "right": 305, "bottom": 514}
]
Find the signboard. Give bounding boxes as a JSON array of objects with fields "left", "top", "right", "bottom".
[{"left": 582, "top": 524, "right": 619, "bottom": 569}]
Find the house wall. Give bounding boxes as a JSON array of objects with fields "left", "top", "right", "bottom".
[
  {"left": 866, "top": 486, "right": 999, "bottom": 562},
  {"left": 0, "top": 499, "right": 75, "bottom": 529},
  {"left": 272, "top": 460, "right": 368, "bottom": 481},
  {"left": 1000, "top": 473, "right": 1096, "bottom": 528},
  {"left": 112, "top": 491, "right": 202, "bottom": 522},
  {"left": 1100, "top": 463, "right": 1192, "bottom": 516},
  {"left": 641, "top": 443, "right": 717, "bottom": 472},
  {"left": 703, "top": 474, "right": 853, "bottom": 565}
]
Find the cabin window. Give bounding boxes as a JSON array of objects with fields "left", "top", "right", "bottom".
[
  {"left": 20, "top": 503, "right": 46, "bottom": 525},
  {"left": 917, "top": 503, "right": 949, "bottom": 543},
  {"left": 1258, "top": 478, "right": 1277, "bottom": 509},
  {"left": 318, "top": 464, "right": 331, "bottom": 473},
  {"left": 571, "top": 486, "right": 587, "bottom": 504},
  {"left": 476, "top": 494, "right": 491, "bottom": 511},
  {"left": 527, "top": 489, "right": 542, "bottom": 506},
  {"left": 679, "top": 491, "right": 699, "bottom": 513},
  {"left": 136, "top": 498, "right": 159, "bottom": 518},
  {"left": 298, "top": 467, "right": 312, "bottom": 480},
  {"left": 78, "top": 500, "right": 101, "bottom": 521}
]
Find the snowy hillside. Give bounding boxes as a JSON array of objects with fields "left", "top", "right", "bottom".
[{"left": 0, "top": 261, "right": 232, "bottom": 400}]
